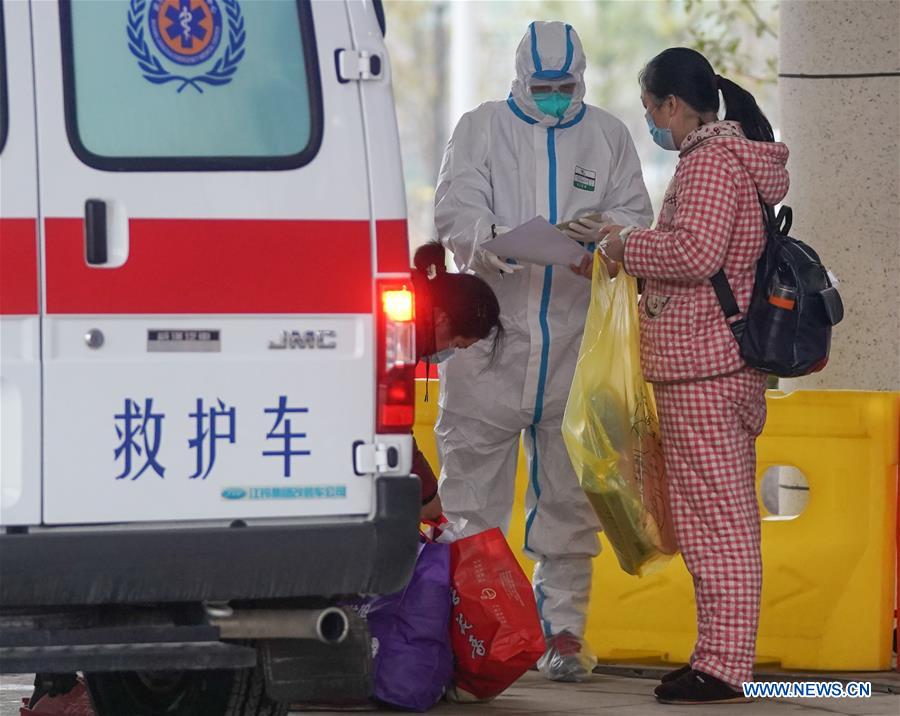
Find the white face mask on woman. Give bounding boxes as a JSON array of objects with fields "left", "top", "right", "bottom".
[{"left": 645, "top": 110, "right": 678, "bottom": 151}]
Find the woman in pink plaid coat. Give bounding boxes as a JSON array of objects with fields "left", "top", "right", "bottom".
[{"left": 570, "top": 48, "right": 790, "bottom": 705}]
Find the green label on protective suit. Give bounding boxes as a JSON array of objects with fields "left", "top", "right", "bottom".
[{"left": 574, "top": 165, "right": 596, "bottom": 192}]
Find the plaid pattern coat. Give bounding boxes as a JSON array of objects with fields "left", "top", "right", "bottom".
[{"left": 624, "top": 121, "right": 790, "bottom": 382}]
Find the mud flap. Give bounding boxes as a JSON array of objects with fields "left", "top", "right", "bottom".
[{"left": 260, "top": 613, "right": 373, "bottom": 705}]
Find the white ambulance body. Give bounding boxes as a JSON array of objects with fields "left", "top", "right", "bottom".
[{"left": 0, "top": 1, "right": 419, "bottom": 712}]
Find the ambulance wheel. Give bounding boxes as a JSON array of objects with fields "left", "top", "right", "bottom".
[{"left": 85, "top": 665, "right": 288, "bottom": 716}]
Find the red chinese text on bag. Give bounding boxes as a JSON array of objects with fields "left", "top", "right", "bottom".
[{"left": 447, "top": 527, "right": 546, "bottom": 701}]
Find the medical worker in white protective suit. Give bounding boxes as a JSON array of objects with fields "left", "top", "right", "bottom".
[{"left": 434, "top": 21, "right": 653, "bottom": 682}]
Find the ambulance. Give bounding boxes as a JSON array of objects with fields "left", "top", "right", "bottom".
[{"left": 0, "top": 0, "right": 419, "bottom": 713}]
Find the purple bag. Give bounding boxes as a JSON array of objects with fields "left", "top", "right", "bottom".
[{"left": 356, "top": 541, "right": 453, "bottom": 711}]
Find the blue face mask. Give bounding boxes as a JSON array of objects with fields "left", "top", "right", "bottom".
[
  {"left": 645, "top": 110, "right": 678, "bottom": 151},
  {"left": 533, "top": 91, "right": 572, "bottom": 119},
  {"left": 426, "top": 348, "right": 456, "bottom": 364}
]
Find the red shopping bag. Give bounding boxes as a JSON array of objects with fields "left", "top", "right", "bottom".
[
  {"left": 448, "top": 527, "right": 546, "bottom": 700},
  {"left": 20, "top": 679, "right": 95, "bottom": 715}
]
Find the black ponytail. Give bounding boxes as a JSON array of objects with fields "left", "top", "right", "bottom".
[
  {"left": 412, "top": 242, "right": 504, "bottom": 362},
  {"left": 716, "top": 75, "right": 774, "bottom": 143},
  {"left": 640, "top": 47, "right": 775, "bottom": 143},
  {"left": 412, "top": 240, "right": 447, "bottom": 278}
]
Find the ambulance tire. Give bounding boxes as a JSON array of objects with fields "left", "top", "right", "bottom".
[{"left": 85, "top": 665, "right": 288, "bottom": 716}]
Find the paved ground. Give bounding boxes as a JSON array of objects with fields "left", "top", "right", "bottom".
[
  {"left": 1, "top": 676, "right": 34, "bottom": 716},
  {"left": 2, "top": 672, "right": 898, "bottom": 716},
  {"left": 1, "top": 676, "right": 28, "bottom": 716},
  {"left": 427, "top": 672, "right": 900, "bottom": 715}
]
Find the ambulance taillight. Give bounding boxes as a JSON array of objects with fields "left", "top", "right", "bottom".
[{"left": 376, "top": 281, "right": 415, "bottom": 433}]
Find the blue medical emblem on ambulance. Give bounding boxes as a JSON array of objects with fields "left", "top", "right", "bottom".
[
  {"left": 149, "top": 0, "right": 223, "bottom": 66},
  {"left": 127, "top": 0, "right": 245, "bottom": 93}
]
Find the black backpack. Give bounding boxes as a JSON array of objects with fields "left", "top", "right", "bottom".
[{"left": 711, "top": 201, "right": 844, "bottom": 378}]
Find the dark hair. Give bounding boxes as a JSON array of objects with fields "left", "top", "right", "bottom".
[
  {"left": 413, "top": 242, "right": 504, "bottom": 361},
  {"left": 639, "top": 47, "right": 774, "bottom": 143}
]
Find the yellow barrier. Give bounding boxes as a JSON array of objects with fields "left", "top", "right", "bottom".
[{"left": 414, "top": 383, "right": 899, "bottom": 671}]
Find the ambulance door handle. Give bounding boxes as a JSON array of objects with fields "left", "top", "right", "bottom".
[{"left": 84, "top": 199, "right": 108, "bottom": 265}]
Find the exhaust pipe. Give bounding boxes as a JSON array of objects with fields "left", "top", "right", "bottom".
[{"left": 207, "top": 606, "right": 350, "bottom": 644}]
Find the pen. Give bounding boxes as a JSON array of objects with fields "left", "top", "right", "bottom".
[{"left": 490, "top": 224, "right": 503, "bottom": 278}]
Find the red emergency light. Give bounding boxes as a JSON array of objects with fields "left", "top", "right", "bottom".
[{"left": 376, "top": 280, "right": 415, "bottom": 433}]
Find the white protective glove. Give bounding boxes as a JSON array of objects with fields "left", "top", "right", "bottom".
[
  {"left": 562, "top": 214, "right": 610, "bottom": 243},
  {"left": 477, "top": 225, "right": 524, "bottom": 275},
  {"left": 564, "top": 214, "right": 624, "bottom": 279},
  {"left": 482, "top": 251, "right": 524, "bottom": 274}
]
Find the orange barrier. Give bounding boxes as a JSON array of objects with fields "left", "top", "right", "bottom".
[{"left": 415, "top": 384, "right": 899, "bottom": 671}]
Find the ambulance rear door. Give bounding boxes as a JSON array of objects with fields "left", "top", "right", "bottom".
[
  {"left": 0, "top": 0, "right": 41, "bottom": 526},
  {"left": 33, "top": 0, "right": 381, "bottom": 524}
]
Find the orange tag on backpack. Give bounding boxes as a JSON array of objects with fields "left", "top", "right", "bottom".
[{"left": 769, "top": 294, "right": 796, "bottom": 310}]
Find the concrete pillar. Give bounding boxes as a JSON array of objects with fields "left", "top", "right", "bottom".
[
  {"left": 778, "top": 0, "right": 900, "bottom": 391},
  {"left": 449, "top": 0, "right": 475, "bottom": 132}
]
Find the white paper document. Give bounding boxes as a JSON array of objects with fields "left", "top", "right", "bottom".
[{"left": 481, "top": 216, "right": 590, "bottom": 267}]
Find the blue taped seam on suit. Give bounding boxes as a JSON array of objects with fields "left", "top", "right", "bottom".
[
  {"left": 529, "top": 22, "right": 542, "bottom": 72},
  {"left": 506, "top": 96, "right": 539, "bottom": 125},
  {"left": 525, "top": 126, "right": 558, "bottom": 634},
  {"left": 524, "top": 424, "right": 541, "bottom": 554},
  {"left": 507, "top": 97, "right": 586, "bottom": 129},
  {"left": 536, "top": 582, "right": 552, "bottom": 637},
  {"left": 532, "top": 69, "right": 570, "bottom": 80},
  {"left": 557, "top": 103, "right": 587, "bottom": 129},
  {"left": 533, "top": 128, "right": 556, "bottom": 425},
  {"left": 561, "top": 24, "right": 574, "bottom": 74},
  {"left": 503, "top": 97, "right": 564, "bottom": 639},
  {"left": 534, "top": 267, "right": 553, "bottom": 426},
  {"left": 546, "top": 128, "right": 557, "bottom": 225}
]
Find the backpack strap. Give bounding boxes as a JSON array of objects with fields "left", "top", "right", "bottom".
[
  {"left": 710, "top": 269, "right": 741, "bottom": 319},
  {"left": 710, "top": 195, "right": 774, "bottom": 341},
  {"left": 710, "top": 268, "right": 746, "bottom": 341},
  {"left": 776, "top": 205, "right": 792, "bottom": 234}
]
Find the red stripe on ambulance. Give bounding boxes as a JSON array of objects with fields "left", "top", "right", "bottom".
[
  {"left": 376, "top": 219, "right": 410, "bottom": 273},
  {"left": 0, "top": 218, "right": 39, "bottom": 315},
  {"left": 45, "top": 218, "right": 374, "bottom": 314}
]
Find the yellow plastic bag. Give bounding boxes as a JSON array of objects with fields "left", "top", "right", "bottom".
[{"left": 562, "top": 260, "right": 678, "bottom": 576}]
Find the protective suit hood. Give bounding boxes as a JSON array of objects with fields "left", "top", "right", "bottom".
[{"left": 510, "top": 21, "right": 587, "bottom": 127}]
